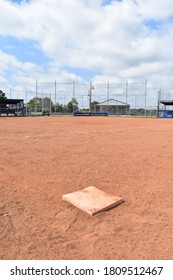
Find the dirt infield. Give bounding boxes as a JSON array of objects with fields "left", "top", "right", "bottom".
[{"left": 0, "top": 116, "right": 173, "bottom": 260}]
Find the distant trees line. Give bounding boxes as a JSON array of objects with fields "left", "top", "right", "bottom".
[
  {"left": 27, "top": 97, "right": 99, "bottom": 113},
  {"left": 0, "top": 91, "right": 99, "bottom": 113},
  {"left": 27, "top": 97, "right": 79, "bottom": 113}
]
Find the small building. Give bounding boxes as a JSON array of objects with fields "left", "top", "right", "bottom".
[
  {"left": 95, "top": 99, "right": 130, "bottom": 115},
  {"left": 0, "top": 98, "right": 24, "bottom": 116}
]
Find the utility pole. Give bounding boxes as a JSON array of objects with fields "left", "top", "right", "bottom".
[
  {"left": 89, "top": 82, "right": 95, "bottom": 112},
  {"left": 157, "top": 89, "right": 161, "bottom": 118},
  {"left": 125, "top": 80, "right": 128, "bottom": 115}
]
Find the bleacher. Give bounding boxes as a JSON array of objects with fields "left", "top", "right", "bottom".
[
  {"left": 0, "top": 108, "right": 16, "bottom": 116},
  {"left": 73, "top": 111, "right": 108, "bottom": 116}
]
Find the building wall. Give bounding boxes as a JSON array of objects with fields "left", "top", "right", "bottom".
[{"left": 96, "top": 105, "right": 130, "bottom": 115}]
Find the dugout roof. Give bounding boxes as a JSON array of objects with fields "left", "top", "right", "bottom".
[
  {"left": 160, "top": 100, "right": 173, "bottom": 106},
  {"left": 0, "top": 98, "right": 24, "bottom": 105}
]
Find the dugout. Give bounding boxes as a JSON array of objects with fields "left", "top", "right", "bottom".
[
  {"left": 0, "top": 98, "right": 24, "bottom": 116},
  {"left": 158, "top": 100, "right": 173, "bottom": 118},
  {"left": 95, "top": 99, "right": 130, "bottom": 115}
]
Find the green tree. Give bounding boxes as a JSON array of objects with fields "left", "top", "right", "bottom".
[
  {"left": 53, "top": 103, "right": 64, "bottom": 113},
  {"left": 91, "top": 100, "right": 99, "bottom": 111},
  {"left": 27, "top": 97, "right": 42, "bottom": 107},
  {"left": 0, "top": 90, "right": 6, "bottom": 99},
  {"left": 66, "top": 98, "right": 79, "bottom": 113},
  {"left": 42, "top": 97, "right": 53, "bottom": 111},
  {"left": 0, "top": 90, "right": 7, "bottom": 109},
  {"left": 130, "top": 108, "right": 145, "bottom": 116},
  {"left": 27, "top": 96, "right": 53, "bottom": 112}
]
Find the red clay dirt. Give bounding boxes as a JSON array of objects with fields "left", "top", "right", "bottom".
[{"left": 0, "top": 116, "right": 173, "bottom": 260}]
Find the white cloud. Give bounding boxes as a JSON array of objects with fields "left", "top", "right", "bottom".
[
  {"left": 137, "top": 0, "right": 173, "bottom": 20},
  {"left": 0, "top": 0, "right": 173, "bottom": 104}
]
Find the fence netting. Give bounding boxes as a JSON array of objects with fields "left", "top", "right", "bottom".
[{"left": 1, "top": 80, "right": 160, "bottom": 117}]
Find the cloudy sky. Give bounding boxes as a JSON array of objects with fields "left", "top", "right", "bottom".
[{"left": 1, "top": 0, "right": 173, "bottom": 104}]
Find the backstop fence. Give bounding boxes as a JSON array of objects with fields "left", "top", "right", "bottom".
[{"left": 1, "top": 80, "right": 159, "bottom": 117}]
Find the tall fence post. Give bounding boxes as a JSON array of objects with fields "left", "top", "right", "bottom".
[
  {"left": 107, "top": 81, "right": 110, "bottom": 107},
  {"left": 157, "top": 89, "right": 161, "bottom": 117},
  {"left": 35, "top": 80, "right": 38, "bottom": 116},
  {"left": 73, "top": 81, "right": 75, "bottom": 113},
  {"left": 145, "top": 80, "right": 147, "bottom": 117},
  {"left": 55, "top": 80, "right": 57, "bottom": 116},
  {"left": 89, "top": 82, "right": 92, "bottom": 112},
  {"left": 25, "top": 89, "right": 27, "bottom": 116},
  {"left": 42, "top": 91, "right": 44, "bottom": 114},
  {"left": 50, "top": 93, "right": 52, "bottom": 114},
  {"left": 126, "top": 80, "right": 128, "bottom": 115}
]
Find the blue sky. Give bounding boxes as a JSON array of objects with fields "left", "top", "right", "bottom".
[
  {"left": 11, "top": 0, "right": 29, "bottom": 3},
  {"left": 1, "top": 0, "right": 173, "bottom": 103},
  {"left": 0, "top": 36, "right": 49, "bottom": 65}
]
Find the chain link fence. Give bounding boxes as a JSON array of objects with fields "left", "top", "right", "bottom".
[{"left": 1, "top": 80, "right": 159, "bottom": 117}]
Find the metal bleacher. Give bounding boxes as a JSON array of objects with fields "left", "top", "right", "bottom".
[{"left": 73, "top": 111, "right": 108, "bottom": 116}]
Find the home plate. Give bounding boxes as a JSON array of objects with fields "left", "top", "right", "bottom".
[{"left": 62, "top": 186, "right": 124, "bottom": 216}]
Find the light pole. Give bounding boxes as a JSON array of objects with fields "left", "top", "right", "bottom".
[
  {"left": 88, "top": 82, "right": 95, "bottom": 112},
  {"left": 125, "top": 80, "right": 128, "bottom": 115},
  {"left": 157, "top": 90, "right": 161, "bottom": 118}
]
